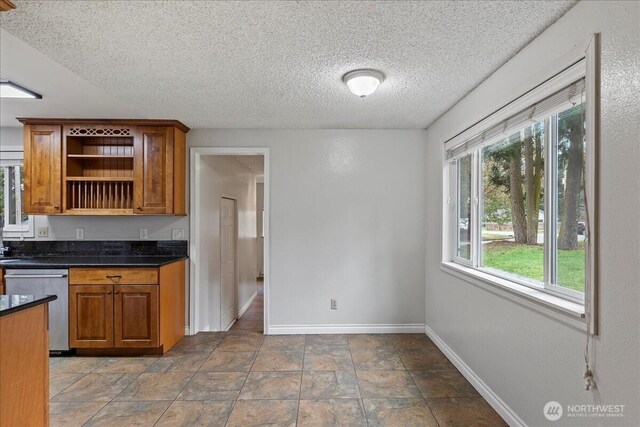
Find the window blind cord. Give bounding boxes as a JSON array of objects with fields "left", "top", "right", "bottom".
[{"left": 580, "top": 84, "right": 595, "bottom": 392}]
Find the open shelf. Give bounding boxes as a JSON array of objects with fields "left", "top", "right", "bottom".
[
  {"left": 66, "top": 177, "right": 134, "bottom": 182},
  {"left": 64, "top": 135, "right": 135, "bottom": 211},
  {"left": 63, "top": 209, "right": 134, "bottom": 216},
  {"left": 66, "top": 180, "right": 133, "bottom": 210},
  {"left": 67, "top": 154, "right": 134, "bottom": 159}
]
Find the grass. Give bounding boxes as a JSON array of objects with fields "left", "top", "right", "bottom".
[{"left": 482, "top": 241, "right": 585, "bottom": 292}]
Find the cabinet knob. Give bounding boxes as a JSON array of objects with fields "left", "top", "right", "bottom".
[
  {"left": 54, "top": 205, "right": 59, "bottom": 209},
  {"left": 107, "top": 291, "right": 112, "bottom": 295},
  {"left": 136, "top": 206, "right": 142, "bottom": 210},
  {"left": 114, "top": 291, "right": 120, "bottom": 294}
]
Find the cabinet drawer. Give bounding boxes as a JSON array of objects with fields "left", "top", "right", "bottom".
[{"left": 70, "top": 268, "right": 158, "bottom": 285}]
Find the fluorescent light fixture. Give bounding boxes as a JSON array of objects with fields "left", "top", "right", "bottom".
[
  {"left": 343, "top": 69, "right": 384, "bottom": 98},
  {"left": 0, "top": 81, "right": 42, "bottom": 99}
]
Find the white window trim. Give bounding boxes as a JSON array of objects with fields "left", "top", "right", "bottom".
[
  {"left": 441, "top": 35, "right": 599, "bottom": 333},
  {"left": 441, "top": 262, "right": 586, "bottom": 329},
  {"left": 0, "top": 151, "right": 35, "bottom": 239}
]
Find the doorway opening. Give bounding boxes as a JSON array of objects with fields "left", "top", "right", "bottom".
[{"left": 190, "top": 148, "right": 269, "bottom": 334}]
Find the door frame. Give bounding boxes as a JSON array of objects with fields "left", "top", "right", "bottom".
[
  {"left": 190, "top": 147, "right": 270, "bottom": 334},
  {"left": 220, "top": 194, "right": 238, "bottom": 331}
]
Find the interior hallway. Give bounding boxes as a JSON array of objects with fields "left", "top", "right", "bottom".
[{"left": 229, "top": 280, "right": 264, "bottom": 333}]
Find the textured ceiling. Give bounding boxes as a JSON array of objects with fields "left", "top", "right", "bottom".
[
  {"left": 0, "top": 30, "right": 141, "bottom": 127},
  {"left": 0, "top": 0, "right": 576, "bottom": 129}
]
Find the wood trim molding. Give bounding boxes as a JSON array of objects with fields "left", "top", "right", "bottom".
[
  {"left": 17, "top": 118, "right": 190, "bottom": 133},
  {"left": 0, "top": 0, "right": 16, "bottom": 12}
]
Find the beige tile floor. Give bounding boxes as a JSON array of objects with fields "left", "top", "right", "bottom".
[{"left": 49, "top": 284, "right": 506, "bottom": 426}]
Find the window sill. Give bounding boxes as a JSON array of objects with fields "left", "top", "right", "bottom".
[{"left": 441, "top": 261, "right": 586, "bottom": 331}]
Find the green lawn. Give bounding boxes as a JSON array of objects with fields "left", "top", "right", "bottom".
[{"left": 482, "top": 241, "right": 585, "bottom": 292}]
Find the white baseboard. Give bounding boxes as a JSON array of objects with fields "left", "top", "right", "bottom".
[
  {"left": 185, "top": 326, "right": 191, "bottom": 336},
  {"left": 224, "top": 318, "right": 237, "bottom": 332},
  {"left": 238, "top": 291, "right": 258, "bottom": 318},
  {"left": 268, "top": 323, "right": 425, "bottom": 335},
  {"left": 424, "top": 324, "right": 525, "bottom": 427}
]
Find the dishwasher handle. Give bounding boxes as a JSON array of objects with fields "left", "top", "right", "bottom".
[{"left": 5, "top": 274, "right": 68, "bottom": 279}]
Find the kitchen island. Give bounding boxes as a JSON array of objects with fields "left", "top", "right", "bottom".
[{"left": 0, "top": 294, "right": 57, "bottom": 427}]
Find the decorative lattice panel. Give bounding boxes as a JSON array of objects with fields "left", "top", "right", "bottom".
[{"left": 68, "top": 128, "right": 132, "bottom": 136}]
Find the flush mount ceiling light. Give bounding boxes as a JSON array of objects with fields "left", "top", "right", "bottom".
[
  {"left": 343, "top": 69, "right": 384, "bottom": 98},
  {"left": 0, "top": 81, "right": 42, "bottom": 99}
]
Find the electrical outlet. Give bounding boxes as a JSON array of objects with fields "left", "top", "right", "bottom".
[
  {"left": 172, "top": 229, "right": 184, "bottom": 240},
  {"left": 331, "top": 299, "right": 337, "bottom": 310},
  {"left": 76, "top": 228, "right": 84, "bottom": 240},
  {"left": 140, "top": 228, "right": 148, "bottom": 240},
  {"left": 37, "top": 227, "right": 49, "bottom": 238}
]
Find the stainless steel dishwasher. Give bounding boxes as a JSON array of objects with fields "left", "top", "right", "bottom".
[{"left": 5, "top": 269, "right": 69, "bottom": 353}]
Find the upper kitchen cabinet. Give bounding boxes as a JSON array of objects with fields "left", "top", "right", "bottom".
[
  {"left": 134, "top": 127, "right": 173, "bottom": 215},
  {"left": 18, "top": 119, "right": 188, "bottom": 216},
  {"left": 23, "top": 124, "right": 62, "bottom": 214}
]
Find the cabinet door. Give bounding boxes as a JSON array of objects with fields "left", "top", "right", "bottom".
[
  {"left": 133, "top": 127, "right": 173, "bottom": 214},
  {"left": 23, "top": 125, "right": 62, "bottom": 213},
  {"left": 69, "top": 285, "right": 114, "bottom": 348},
  {"left": 114, "top": 285, "right": 159, "bottom": 348}
]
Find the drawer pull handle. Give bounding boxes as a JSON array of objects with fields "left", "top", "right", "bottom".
[{"left": 106, "top": 275, "right": 122, "bottom": 279}]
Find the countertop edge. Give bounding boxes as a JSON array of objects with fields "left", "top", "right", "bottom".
[
  {"left": 0, "top": 255, "right": 188, "bottom": 269},
  {"left": 0, "top": 295, "right": 58, "bottom": 318}
]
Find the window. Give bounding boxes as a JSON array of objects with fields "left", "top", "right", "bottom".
[
  {"left": 443, "top": 55, "right": 597, "bottom": 308},
  {"left": 0, "top": 160, "right": 34, "bottom": 238},
  {"left": 480, "top": 120, "right": 546, "bottom": 285},
  {"left": 455, "top": 155, "right": 472, "bottom": 261}
]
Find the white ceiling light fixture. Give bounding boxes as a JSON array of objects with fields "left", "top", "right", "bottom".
[
  {"left": 0, "top": 81, "right": 42, "bottom": 99},
  {"left": 343, "top": 69, "right": 385, "bottom": 98}
]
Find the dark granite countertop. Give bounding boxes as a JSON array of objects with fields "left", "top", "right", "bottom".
[
  {"left": 0, "top": 255, "right": 188, "bottom": 268},
  {"left": 0, "top": 294, "right": 58, "bottom": 317}
]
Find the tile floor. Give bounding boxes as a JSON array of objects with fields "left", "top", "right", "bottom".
[{"left": 49, "top": 284, "right": 506, "bottom": 426}]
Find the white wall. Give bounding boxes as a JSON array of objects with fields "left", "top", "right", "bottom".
[
  {"left": 196, "top": 155, "right": 258, "bottom": 331},
  {"left": 424, "top": 1, "right": 639, "bottom": 426},
  {"left": 256, "top": 182, "right": 264, "bottom": 276},
  {"left": 190, "top": 130, "right": 426, "bottom": 331},
  {"left": 0, "top": 126, "right": 22, "bottom": 150}
]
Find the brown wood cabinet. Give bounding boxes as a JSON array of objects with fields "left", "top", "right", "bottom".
[
  {"left": 134, "top": 127, "right": 174, "bottom": 214},
  {"left": 23, "top": 124, "right": 62, "bottom": 214},
  {"left": 68, "top": 260, "right": 185, "bottom": 354},
  {"left": 18, "top": 119, "right": 189, "bottom": 216},
  {"left": 69, "top": 285, "right": 114, "bottom": 348},
  {"left": 0, "top": 303, "right": 50, "bottom": 427},
  {"left": 114, "top": 285, "right": 159, "bottom": 348}
]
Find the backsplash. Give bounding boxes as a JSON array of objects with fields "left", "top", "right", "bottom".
[{"left": 4, "top": 240, "right": 188, "bottom": 257}]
